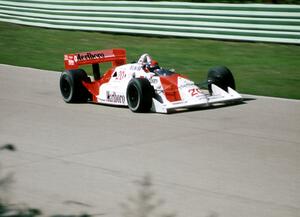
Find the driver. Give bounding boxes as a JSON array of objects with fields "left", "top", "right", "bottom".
[{"left": 138, "top": 53, "right": 160, "bottom": 73}]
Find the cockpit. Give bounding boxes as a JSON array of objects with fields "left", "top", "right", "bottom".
[{"left": 138, "top": 53, "right": 176, "bottom": 76}]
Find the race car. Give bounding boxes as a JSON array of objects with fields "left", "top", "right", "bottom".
[{"left": 60, "top": 48, "right": 242, "bottom": 113}]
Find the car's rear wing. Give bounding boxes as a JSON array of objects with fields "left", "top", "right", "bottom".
[{"left": 64, "top": 48, "right": 126, "bottom": 70}]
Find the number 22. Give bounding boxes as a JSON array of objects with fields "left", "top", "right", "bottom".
[{"left": 188, "top": 88, "right": 201, "bottom": 96}]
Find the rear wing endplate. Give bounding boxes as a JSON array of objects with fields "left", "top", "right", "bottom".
[{"left": 64, "top": 48, "right": 126, "bottom": 70}]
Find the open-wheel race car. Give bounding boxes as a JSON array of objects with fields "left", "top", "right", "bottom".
[{"left": 60, "top": 48, "right": 242, "bottom": 113}]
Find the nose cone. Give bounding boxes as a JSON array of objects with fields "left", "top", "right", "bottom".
[{"left": 159, "top": 74, "right": 182, "bottom": 102}]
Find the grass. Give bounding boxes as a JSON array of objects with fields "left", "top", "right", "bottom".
[{"left": 0, "top": 21, "right": 299, "bottom": 99}]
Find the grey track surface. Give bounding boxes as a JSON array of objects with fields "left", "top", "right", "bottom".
[{"left": 0, "top": 64, "right": 299, "bottom": 217}]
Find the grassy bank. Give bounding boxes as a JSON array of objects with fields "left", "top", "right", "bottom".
[{"left": 0, "top": 22, "right": 299, "bottom": 99}]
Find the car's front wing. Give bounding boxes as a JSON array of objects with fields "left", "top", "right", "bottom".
[{"left": 151, "top": 84, "right": 242, "bottom": 113}]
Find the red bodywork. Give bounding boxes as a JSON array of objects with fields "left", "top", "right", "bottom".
[
  {"left": 63, "top": 48, "right": 188, "bottom": 103},
  {"left": 160, "top": 74, "right": 182, "bottom": 102},
  {"left": 64, "top": 49, "right": 126, "bottom": 102},
  {"left": 64, "top": 48, "right": 126, "bottom": 70}
]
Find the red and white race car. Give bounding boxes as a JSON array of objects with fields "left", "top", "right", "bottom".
[{"left": 60, "top": 48, "right": 242, "bottom": 113}]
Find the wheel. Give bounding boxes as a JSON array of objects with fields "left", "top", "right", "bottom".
[
  {"left": 126, "top": 78, "right": 154, "bottom": 113},
  {"left": 207, "top": 66, "right": 236, "bottom": 95},
  {"left": 59, "top": 69, "right": 91, "bottom": 103}
]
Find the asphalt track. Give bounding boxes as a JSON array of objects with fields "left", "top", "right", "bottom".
[{"left": 0, "top": 64, "right": 299, "bottom": 217}]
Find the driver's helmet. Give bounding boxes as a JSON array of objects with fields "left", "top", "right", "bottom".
[
  {"left": 148, "top": 60, "right": 160, "bottom": 72},
  {"left": 138, "top": 53, "right": 160, "bottom": 72}
]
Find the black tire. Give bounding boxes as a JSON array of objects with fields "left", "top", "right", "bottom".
[
  {"left": 207, "top": 66, "right": 236, "bottom": 95},
  {"left": 59, "top": 69, "right": 91, "bottom": 103},
  {"left": 126, "top": 78, "right": 154, "bottom": 113}
]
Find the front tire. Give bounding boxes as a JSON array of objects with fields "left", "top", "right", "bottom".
[
  {"left": 59, "top": 69, "right": 90, "bottom": 103},
  {"left": 207, "top": 66, "right": 236, "bottom": 95},
  {"left": 126, "top": 78, "right": 154, "bottom": 113}
]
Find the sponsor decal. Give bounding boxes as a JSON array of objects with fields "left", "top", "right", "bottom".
[
  {"left": 106, "top": 91, "right": 125, "bottom": 104},
  {"left": 76, "top": 52, "right": 105, "bottom": 62},
  {"left": 149, "top": 78, "right": 158, "bottom": 84},
  {"left": 130, "top": 65, "right": 142, "bottom": 71},
  {"left": 179, "top": 83, "right": 194, "bottom": 89},
  {"left": 208, "top": 95, "right": 224, "bottom": 101},
  {"left": 172, "top": 101, "right": 185, "bottom": 105},
  {"left": 68, "top": 60, "right": 75, "bottom": 65}
]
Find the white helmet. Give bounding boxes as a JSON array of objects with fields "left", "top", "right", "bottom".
[{"left": 137, "top": 53, "right": 153, "bottom": 66}]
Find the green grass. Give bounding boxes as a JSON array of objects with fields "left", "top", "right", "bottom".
[{"left": 0, "top": 21, "right": 299, "bottom": 99}]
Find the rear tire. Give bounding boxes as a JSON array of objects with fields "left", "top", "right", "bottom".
[
  {"left": 59, "top": 69, "right": 90, "bottom": 103},
  {"left": 126, "top": 78, "right": 154, "bottom": 113},
  {"left": 207, "top": 66, "right": 236, "bottom": 95}
]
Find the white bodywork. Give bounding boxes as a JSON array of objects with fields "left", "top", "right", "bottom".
[{"left": 92, "top": 62, "right": 242, "bottom": 113}]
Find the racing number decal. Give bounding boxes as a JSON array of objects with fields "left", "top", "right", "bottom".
[
  {"left": 188, "top": 88, "right": 201, "bottom": 96},
  {"left": 116, "top": 71, "right": 126, "bottom": 80}
]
